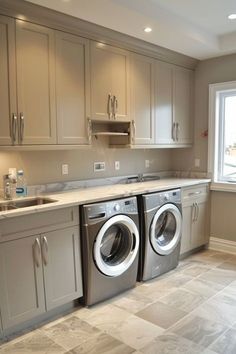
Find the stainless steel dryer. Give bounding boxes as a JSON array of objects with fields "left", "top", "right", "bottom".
[
  {"left": 81, "top": 197, "right": 139, "bottom": 306},
  {"left": 139, "top": 189, "right": 182, "bottom": 281}
]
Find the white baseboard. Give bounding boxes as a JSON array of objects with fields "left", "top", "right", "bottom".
[{"left": 209, "top": 237, "right": 236, "bottom": 255}]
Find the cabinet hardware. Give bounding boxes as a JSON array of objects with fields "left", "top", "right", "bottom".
[
  {"left": 42, "top": 236, "right": 49, "bottom": 266},
  {"left": 11, "top": 113, "right": 18, "bottom": 144},
  {"left": 33, "top": 238, "right": 41, "bottom": 268},
  {"left": 176, "top": 122, "right": 179, "bottom": 141},
  {"left": 112, "top": 95, "right": 118, "bottom": 119},
  {"left": 191, "top": 203, "right": 196, "bottom": 222},
  {"left": 19, "top": 112, "right": 24, "bottom": 143},
  {"left": 132, "top": 120, "right": 136, "bottom": 143},
  {"left": 196, "top": 203, "right": 199, "bottom": 221},
  {"left": 188, "top": 191, "right": 201, "bottom": 196},
  {"left": 87, "top": 118, "right": 92, "bottom": 144},
  {"left": 172, "top": 122, "right": 176, "bottom": 141},
  {"left": 107, "top": 93, "right": 113, "bottom": 119}
]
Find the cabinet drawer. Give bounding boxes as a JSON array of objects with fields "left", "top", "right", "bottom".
[
  {"left": 0, "top": 207, "right": 79, "bottom": 242},
  {"left": 182, "top": 184, "right": 209, "bottom": 204}
]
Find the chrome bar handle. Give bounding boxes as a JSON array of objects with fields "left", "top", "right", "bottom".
[
  {"left": 196, "top": 203, "right": 199, "bottom": 221},
  {"left": 132, "top": 120, "right": 136, "bottom": 143},
  {"left": 19, "top": 112, "right": 24, "bottom": 143},
  {"left": 192, "top": 203, "right": 196, "bottom": 222},
  {"left": 107, "top": 93, "right": 113, "bottom": 119},
  {"left": 172, "top": 122, "right": 176, "bottom": 141},
  {"left": 176, "top": 122, "right": 179, "bottom": 141},
  {"left": 33, "top": 238, "right": 41, "bottom": 268},
  {"left": 42, "top": 236, "right": 49, "bottom": 266},
  {"left": 11, "top": 113, "right": 18, "bottom": 144},
  {"left": 112, "top": 95, "right": 118, "bottom": 120},
  {"left": 87, "top": 118, "right": 92, "bottom": 144}
]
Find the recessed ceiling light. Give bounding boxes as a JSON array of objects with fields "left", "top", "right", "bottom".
[
  {"left": 144, "top": 27, "right": 152, "bottom": 33},
  {"left": 228, "top": 14, "right": 236, "bottom": 20}
]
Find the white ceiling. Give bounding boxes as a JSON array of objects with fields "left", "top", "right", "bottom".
[{"left": 26, "top": 0, "right": 236, "bottom": 60}]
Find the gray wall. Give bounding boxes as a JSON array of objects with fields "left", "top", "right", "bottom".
[
  {"left": 172, "top": 53, "right": 236, "bottom": 242},
  {"left": 0, "top": 138, "right": 172, "bottom": 188}
]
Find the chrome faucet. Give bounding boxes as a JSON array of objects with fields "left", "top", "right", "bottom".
[{"left": 137, "top": 173, "right": 144, "bottom": 182}]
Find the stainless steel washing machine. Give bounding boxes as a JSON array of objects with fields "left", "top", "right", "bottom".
[
  {"left": 139, "top": 189, "right": 182, "bottom": 281},
  {"left": 81, "top": 197, "right": 140, "bottom": 306}
]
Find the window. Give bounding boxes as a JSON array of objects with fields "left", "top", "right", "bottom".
[{"left": 209, "top": 81, "right": 236, "bottom": 188}]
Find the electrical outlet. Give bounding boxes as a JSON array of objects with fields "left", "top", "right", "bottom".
[
  {"left": 115, "top": 161, "right": 120, "bottom": 170},
  {"left": 62, "top": 164, "right": 69, "bottom": 175},
  {"left": 145, "top": 159, "right": 150, "bottom": 168},
  {"left": 195, "top": 158, "right": 200, "bottom": 168},
  {"left": 94, "top": 162, "right": 105, "bottom": 172}
]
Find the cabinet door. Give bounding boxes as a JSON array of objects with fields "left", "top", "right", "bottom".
[
  {"left": 16, "top": 20, "right": 56, "bottom": 144},
  {"left": 0, "top": 16, "right": 17, "bottom": 146},
  {"left": 180, "top": 203, "right": 193, "bottom": 255},
  {"left": 155, "top": 61, "right": 174, "bottom": 145},
  {"left": 90, "top": 41, "right": 130, "bottom": 121},
  {"left": 130, "top": 53, "right": 155, "bottom": 145},
  {"left": 42, "top": 226, "right": 83, "bottom": 311},
  {"left": 173, "top": 67, "right": 193, "bottom": 145},
  {"left": 191, "top": 201, "right": 207, "bottom": 249},
  {"left": 56, "top": 32, "right": 90, "bottom": 144},
  {"left": 0, "top": 236, "right": 45, "bottom": 329}
]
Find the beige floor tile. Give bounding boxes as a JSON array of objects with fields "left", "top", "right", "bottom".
[
  {"left": 197, "top": 268, "right": 236, "bottom": 286},
  {"left": 182, "top": 278, "right": 225, "bottom": 299},
  {"left": 168, "top": 314, "right": 228, "bottom": 348},
  {"left": 192, "top": 293, "right": 236, "bottom": 326},
  {"left": 217, "top": 261, "right": 236, "bottom": 272},
  {"left": 107, "top": 314, "right": 164, "bottom": 350},
  {"left": 66, "top": 332, "right": 135, "bottom": 354},
  {"left": 136, "top": 301, "right": 187, "bottom": 329},
  {"left": 160, "top": 288, "right": 207, "bottom": 312},
  {"left": 42, "top": 316, "right": 100, "bottom": 351},
  {"left": 140, "top": 333, "right": 210, "bottom": 354},
  {"left": 75, "top": 304, "right": 131, "bottom": 332},
  {"left": 0, "top": 331, "right": 65, "bottom": 354},
  {"left": 181, "top": 265, "right": 210, "bottom": 277},
  {"left": 209, "top": 328, "right": 236, "bottom": 354},
  {"left": 112, "top": 288, "right": 154, "bottom": 314}
]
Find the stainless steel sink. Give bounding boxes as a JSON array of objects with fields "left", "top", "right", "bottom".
[{"left": 0, "top": 197, "right": 57, "bottom": 211}]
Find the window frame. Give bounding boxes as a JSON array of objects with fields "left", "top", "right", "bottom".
[{"left": 208, "top": 81, "right": 236, "bottom": 192}]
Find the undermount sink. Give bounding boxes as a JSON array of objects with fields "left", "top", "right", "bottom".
[{"left": 0, "top": 197, "right": 57, "bottom": 211}]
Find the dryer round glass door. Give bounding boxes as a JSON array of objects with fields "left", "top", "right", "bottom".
[
  {"left": 150, "top": 203, "right": 182, "bottom": 256},
  {"left": 94, "top": 215, "right": 139, "bottom": 277}
]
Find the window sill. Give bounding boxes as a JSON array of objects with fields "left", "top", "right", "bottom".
[{"left": 211, "top": 182, "right": 236, "bottom": 193}]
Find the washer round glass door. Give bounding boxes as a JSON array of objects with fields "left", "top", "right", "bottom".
[
  {"left": 94, "top": 215, "right": 139, "bottom": 277},
  {"left": 150, "top": 203, "right": 182, "bottom": 256}
]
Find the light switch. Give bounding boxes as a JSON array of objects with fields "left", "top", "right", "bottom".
[{"left": 62, "top": 164, "right": 69, "bottom": 175}]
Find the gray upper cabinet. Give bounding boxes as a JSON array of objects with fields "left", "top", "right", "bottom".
[
  {"left": 43, "top": 226, "right": 83, "bottom": 311},
  {"left": 155, "top": 61, "right": 173, "bottom": 145},
  {"left": 90, "top": 41, "right": 130, "bottom": 122},
  {"left": 155, "top": 60, "right": 193, "bottom": 147},
  {"left": 55, "top": 31, "right": 90, "bottom": 145},
  {"left": 0, "top": 16, "right": 17, "bottom": 146},
  {"left": 173, "top": 66, "right": 193, "bottom": 145},
  {"left": 16, "top": 20, "right": 57, "bottom": 145},
  {"left": 130, "top": 53, "right": 155, "bottom": 145},
  {"left": 0, "top": 236, "right": 45, "bottom": 329}
]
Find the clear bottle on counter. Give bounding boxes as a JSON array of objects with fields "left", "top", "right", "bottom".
[{"left": 16, "top": 170, "right": 27, "bottom": 197}]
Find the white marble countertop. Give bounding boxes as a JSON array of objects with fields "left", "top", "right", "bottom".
[{"left": 0, "top": 178, "right": 211, "bottom": 219}]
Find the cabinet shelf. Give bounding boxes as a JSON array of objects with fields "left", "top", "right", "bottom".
[{"left": 92, "top": 132, "right": 128, "bottom": 136}]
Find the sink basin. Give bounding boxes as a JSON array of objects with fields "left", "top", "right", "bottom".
[{"left": 0, "top": 197, "right": 57, "bottom": 211}]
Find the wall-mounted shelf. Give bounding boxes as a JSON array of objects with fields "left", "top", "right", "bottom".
[
  {"left": 90, "top": 120, "right": 132, "bottom": 146},
  {"left": 92, "top": 132, "right": 129, "bottom": 137}
]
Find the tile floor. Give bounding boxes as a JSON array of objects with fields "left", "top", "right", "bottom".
[{"left": 1, "top": 249, "right": 236, "bottom": 354}]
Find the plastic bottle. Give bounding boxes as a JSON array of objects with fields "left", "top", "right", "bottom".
[{"left": 16, "top": 170, "right": 27, "bottom": 197}]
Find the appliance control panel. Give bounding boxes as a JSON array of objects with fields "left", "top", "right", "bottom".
[{"left": 83, "top": 197, "right": 138, "bottom": 223}]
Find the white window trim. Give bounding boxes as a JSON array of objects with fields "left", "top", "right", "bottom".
[{"left": 208, "top": 81, "right": 236, "bottom": 192}]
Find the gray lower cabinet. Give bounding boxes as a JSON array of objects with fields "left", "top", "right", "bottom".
[
  {"left": 0, "top": 226, "right": 82, "bottom": 330},
  {"left": 0, "top": 236, "right": 45, "bottom": 329},
  {"left": 180, "top": 184, "right": 209, "bottom": 255},
  {"left": 43, "top": 227, "right": 83, "bottom": 311}
]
